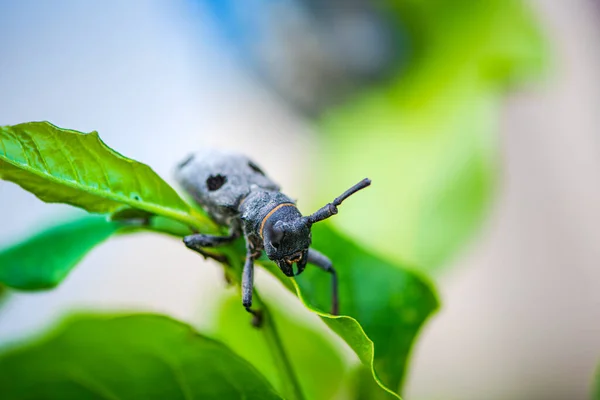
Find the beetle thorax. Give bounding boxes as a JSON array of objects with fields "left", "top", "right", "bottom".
[{"left": 239, "top": 190, "right": 312, "bottom": 276}]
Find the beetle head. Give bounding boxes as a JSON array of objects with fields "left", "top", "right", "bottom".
[
  {"left": 262, "top": 179, "right": 371, "bottom": 277},
  {"left": 263, "top": 218, "right": 311, "bottom": 277}
]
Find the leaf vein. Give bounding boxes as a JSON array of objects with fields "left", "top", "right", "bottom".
[
  {"left": 0, "top": 155, "right": 195, "bottom": 224},
  {"left": 50, "top": 128, "right": 83, "bottom": 184},
  {"left": 67, "top": 371, "right": 121, "bottom": 400},
  {"left": 75, "top": 133, "right": 112, "bottom": 191},
  {"left": 11, "top": 129, "right": 32, "bottom": 170},
  {"left": 0, "top": 131, "right": 7, "bottom": 157},
  {"left": 26, "top": 132, "right": 50, "bottom": 173},
  {"left": 151, "top": 353, "right": 193, "bottom": 400}
]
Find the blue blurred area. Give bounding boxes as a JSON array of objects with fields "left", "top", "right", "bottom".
[
  {"left": 200, "top": 0, "right": 265, "bottom": 51},
  {"left": 197, "top": 0, "right": 411, "bottom": 116}
]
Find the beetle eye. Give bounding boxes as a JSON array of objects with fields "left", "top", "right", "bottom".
[{"left": 265, "top": 222, "right": 284, "bottom": 248}]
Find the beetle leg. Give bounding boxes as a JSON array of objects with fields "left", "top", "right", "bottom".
[
  {"left": 307, "top": 248, "right": 339, "bottom": 315},
  {"left": 242, "top": 242, "right": 263, "bottom": 327},
  {"left": 184, "top": 229, "right": 240, "bottom": 262},
  {"left": 183, "top": 231, "right": 239, "bottom": 249},
  {"left": 184, "top": 230, "right": 239, "bottom": 270}
]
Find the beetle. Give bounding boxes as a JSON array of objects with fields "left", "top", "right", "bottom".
[{"left": 176, "top": 149, "right": 370, "bottom": 322}]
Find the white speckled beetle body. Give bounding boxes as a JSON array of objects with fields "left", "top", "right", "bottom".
[{"left": 176, "top": 149, "right": 370, "bottom": 323}]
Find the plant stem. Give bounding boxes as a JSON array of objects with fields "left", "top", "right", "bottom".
[
  {"left": 221, "top": 249, "right": 304, "bottom": 400},
  {"left": 165, "top": 209, "right": 219, "bottom": 234},
  {"left": 253, "top": 292, "right": 305, "bottom": 400}
]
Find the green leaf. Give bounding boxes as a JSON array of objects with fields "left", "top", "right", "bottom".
[
  {"left": 0, "top": 314, "right": 283, "bottom": 400},
  {"left": 0, "top": 284, "right": 7, "bottom": 307},
  {"left": 0, "top": 121, "right": 209, "bottom": 230},
  {"left": 0, "top": 217, "right": 437, "bottom": 398},
  {"left": 317, "top": 0, "right": 547, "bottom": 269},
  {"left": 301, "top": 225, "right": 438, "bottom": 397},
  {"left": 0, "top": 213, "right": 198, "bottom": 291},
  {"left": 212, "top": 293, "right": 349, "bottom": 400},
  {"left": 0, "top": 215, "right": 121, "bottom": 290},
  {"left": 259, "top": 225, "right": 439, "bottom": 398}
]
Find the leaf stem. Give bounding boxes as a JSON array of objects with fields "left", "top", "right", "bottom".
[
  {"left": 221, "top": 248, "right": 305, "bottom": 400},
  {"left": 160, "top": 209, "right": 218, "bottom": 234},
  {"left": 253, "top": 292, "right": 305, "bottom": 400}
]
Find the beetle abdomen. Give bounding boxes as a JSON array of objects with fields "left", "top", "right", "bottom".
[{"left": 175, "top": 149, "right": 280, "bottom": 225}]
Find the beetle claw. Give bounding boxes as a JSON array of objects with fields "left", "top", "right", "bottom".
[{"left": 246, "top": 307, "right": 263, "bottom": 328}]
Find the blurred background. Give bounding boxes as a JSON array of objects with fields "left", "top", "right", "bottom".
[{"left": 0, "top": 1, "right": 599, "bottom": 399}]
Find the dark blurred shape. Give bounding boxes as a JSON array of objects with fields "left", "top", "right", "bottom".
[{"left": 200, "top": 0, "right": 409, "bottom": 116}]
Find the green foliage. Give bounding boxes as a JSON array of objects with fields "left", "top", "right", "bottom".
[
  {"left": 213, "top": 294, "right": 349, "bottom": 400},
  {"left": 0, "top": 122, "right": 211, "bottom": 231},
  {"left": 0, "top": 284, "right": 6, "bottom": 306},
  {"left": 0, "top": 214, "right": 194, "bottom": 290},
  {"left": 0, "top": 211, "right": 437, "bottom": 399},
  {"left": 0, "top": 215, "right": 120, "bottom": 290},
  {"left": 0, "top": 120, "right": 438, "bottom": 398},
  {"left": 0, "top": 314, "right": 282, "bottom": 400},
  {"left": 259, "top": 226, "right": 439, "bottom": 397},
  {"left": 317, "top": 0, "right": 547, "bottom": 270},
  {"left": 296, "top": 225, "right": 438, "bottom": 396}
]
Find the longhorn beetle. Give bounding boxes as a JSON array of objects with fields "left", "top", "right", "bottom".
[{"left": 176, "top": 149, "right": 370, "bottom": 323}]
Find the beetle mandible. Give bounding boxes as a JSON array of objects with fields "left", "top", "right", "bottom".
[{"left": 176, "top": 149, "right": 370, "bottom": 322}]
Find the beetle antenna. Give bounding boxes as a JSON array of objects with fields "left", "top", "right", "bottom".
[{"left": 306, "top": 178, "right": 371, "bottom": 225}]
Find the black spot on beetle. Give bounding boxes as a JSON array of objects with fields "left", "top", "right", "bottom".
[
  {"left": 248, "top": 161, "right": 265, "bottom": 176},
  {"left": 207, "top": 174, "right": 227, "bottom": 191}
]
